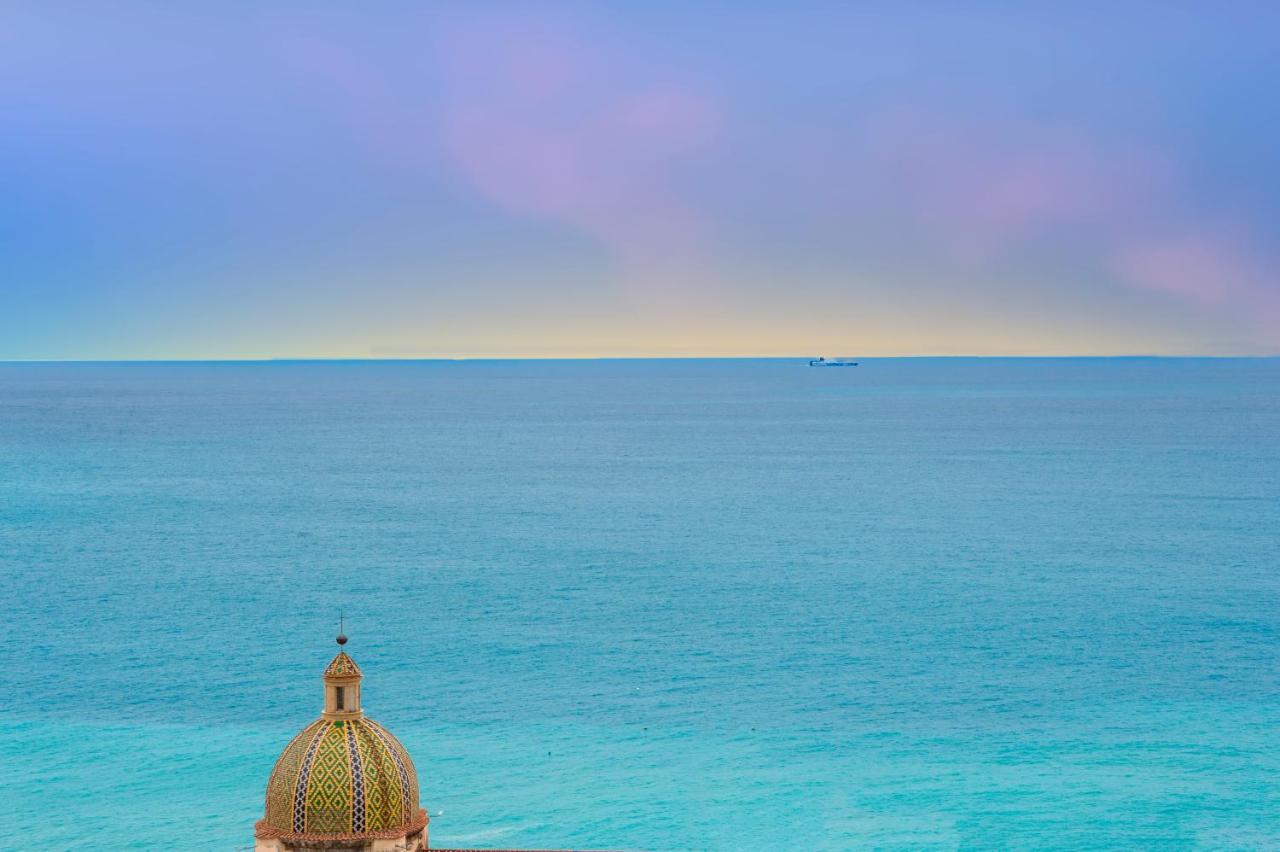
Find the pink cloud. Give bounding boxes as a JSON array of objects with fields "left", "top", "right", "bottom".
[
  {"left": 866, "top": 109, "right": 1277, "bottom": 328},
  {"left": 1114, "top": 232, "right": 1273, "bottom": 305},
  {"left": 279, "top": 9, "right": 722, "bottom": 297},
  {"left": 434, "top": 17, "right": 720, "bottom": 281},
  {"left": 446, "top": 88, "right": 716, "bottom": 258},
  {"left": 869, "top": 110, "right": 1171, "bottom": 260}
]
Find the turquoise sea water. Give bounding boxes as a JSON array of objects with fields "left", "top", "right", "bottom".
[{"left": 1, "top": 358, "right": 1278, "bottom": 850}]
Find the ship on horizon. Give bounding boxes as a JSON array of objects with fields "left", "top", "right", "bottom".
[{"left": 808, "top": 356, "right": 859, "bottom": 366}]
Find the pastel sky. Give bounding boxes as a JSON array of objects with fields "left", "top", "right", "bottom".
[{"left": 4, "top": 2, "right": 1279, "bottom": 358}]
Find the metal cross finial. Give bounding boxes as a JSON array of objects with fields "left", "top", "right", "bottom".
[{"left": 337, "top": 613, "right": 348, "bottom": 646}]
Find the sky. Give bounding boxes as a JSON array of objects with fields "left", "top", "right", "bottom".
[{"left": 3, "top": 2, "right": 1279, "bottom": 358}]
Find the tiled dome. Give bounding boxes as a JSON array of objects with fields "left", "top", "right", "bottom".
[{"left": 257, "top": 716, "right": 424, "bottom": 841}]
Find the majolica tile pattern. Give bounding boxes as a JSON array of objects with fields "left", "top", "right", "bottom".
[
  {"left": 262, "top": 716, "right": 420, "bottom": 838},
  {"left": 322, "top": 651, "right": 362, "bottom": 678}
]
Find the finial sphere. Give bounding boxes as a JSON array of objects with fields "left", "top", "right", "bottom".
[{"left": 336, "top": 633, "right": 348, "bottom": 646}]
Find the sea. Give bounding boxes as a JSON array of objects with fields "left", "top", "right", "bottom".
[{"left": 1, "top": 358, "right": 1277, "bottom": 850}]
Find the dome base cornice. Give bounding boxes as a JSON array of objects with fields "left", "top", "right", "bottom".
[{"left": 254, "top": 808, "right": 428, "bottom": 843}]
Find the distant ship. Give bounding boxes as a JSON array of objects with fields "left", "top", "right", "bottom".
[{"left": 808, "top": 356, "right": 859, "bottom": 366}]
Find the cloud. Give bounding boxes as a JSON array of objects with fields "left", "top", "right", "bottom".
[
  {"left": 868, "top": 110, "right": 1170, "bottom": 259},
  {"left": 446, "top": 87, "right": 716, "bottom": 259},
  {"left": 282, "top": 9, "right": 721, "bottom": 297},
  {"left": 434, "top": 14, "right": 720, "bottom": 281},
  {"left": 865, "top": 109, "right": 1277, "bottom": 328},
  {"left": 1114, "top": 231, "right": 1275, "bottom": 306}
]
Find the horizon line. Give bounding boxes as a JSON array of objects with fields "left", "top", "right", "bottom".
[{"left": 2, "top": 353, "right": 1278, "bottom": 364}]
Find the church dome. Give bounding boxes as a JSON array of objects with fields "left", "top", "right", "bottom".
[{"left": 255, "top": 644, "right": 427, "bottom": 846}]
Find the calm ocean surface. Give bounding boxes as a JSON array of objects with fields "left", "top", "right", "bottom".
[{"left": 1, "top": 358, "right": 1278, "bottom": 850}]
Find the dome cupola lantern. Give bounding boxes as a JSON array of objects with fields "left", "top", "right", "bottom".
[
  {"left": 323, "top": 632, "right": 363, "bottom": 720},
  {"left": 254, "top": 632, "right": 427, "bottom": 852}
]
